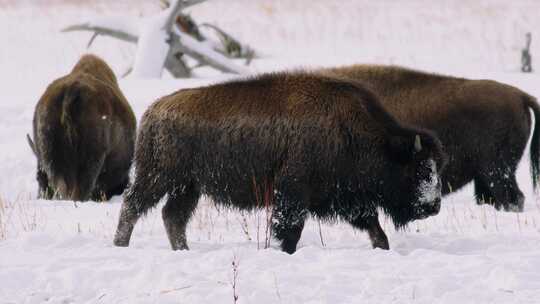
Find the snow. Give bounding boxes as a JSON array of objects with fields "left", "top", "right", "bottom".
[
  {"left": 131, "top": 11, "right": 170, "bottom": 78},
  {"left": 1, "top": 0, "right": 540, "bottom": 303},
  {"left": 84, "top": 15, "right": 141, "bottom": 38}
]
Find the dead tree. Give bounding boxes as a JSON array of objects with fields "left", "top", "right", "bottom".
[
  {"left": 522, "top": 33, "right": 533, "bottom": 73},
  {"left": 62, "top": 0, "right": 255, "bottom": 78}
]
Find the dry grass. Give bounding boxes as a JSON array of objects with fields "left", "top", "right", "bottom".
[
  {"left": 1, "top": 188, "right": 539, "bottom": 251},
  {"left": 252, "top": 176, "right": 274, "bottom": 249},
  {"left": 0, "top": 194, "right": 47, "bottom": 240},
  {"left": 0, "top": 195, "right": 6, "bottom": 240},
  {"left": 231, "top": 254, "right": 239, "bottom": 304}
]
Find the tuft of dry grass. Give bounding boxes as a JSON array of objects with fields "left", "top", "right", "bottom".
[
  {"left": 0, "top": 193, "right": 46, "bottom": 240},
  {"left": 0, "top": 195, "right": 7, "bottom": 240},
  {"left": 231, "top": 254, "right": 239, "bottom": 304},
  {"left": 252, "top": 176, "right": 274, "bottom": 249}
]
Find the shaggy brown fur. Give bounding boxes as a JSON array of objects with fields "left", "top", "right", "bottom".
[
  {"left": 321, "top": 64, "right": 540, "bottom": 212},
  {"left": 113, "top": 72, "right": 446, "bottom": 253},
  {"left": 28, "top": 54, "right": 136, "bottom": 201}
]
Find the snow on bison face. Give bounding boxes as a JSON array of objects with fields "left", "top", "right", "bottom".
[
  {"left": 383, "top": 134, "right": 445, "bottom": 228},
  {"left": 414, "top": 158, "right": 442, "bottom": 218}
]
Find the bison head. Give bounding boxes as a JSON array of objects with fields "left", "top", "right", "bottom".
[
  {"left": 381, "top": 132, "right": 447, "bottom": 228},
  {"left": 27, "top": 133, "right": 100, "bottom": 201}
]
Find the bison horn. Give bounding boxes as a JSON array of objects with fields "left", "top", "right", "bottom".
[
  {"left": 26, "top": 134, "right": 36, "bottom": 155},
  {"left": 414, "top": 135, "right": 422, "bottom": 152}
]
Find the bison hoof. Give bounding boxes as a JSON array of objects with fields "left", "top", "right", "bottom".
[
  {"left": 113, "top": 237, "right": 130, "bottom": 247},
  {"left": 171, "top": 244, "right": 189, "bottom": 251},
  {"left": 371, "top": 239, "right": 390, "bottom": 250},
  {"left": 280, "top": 243, "right": 297, "bottom": 254},
  {"left": 373, "top": 243, "right": 390, "bottom": 250},
  {"left": 504, "top": 203, "right": 524, "bottom": 213}
]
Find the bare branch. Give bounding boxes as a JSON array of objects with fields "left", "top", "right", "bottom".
[
  {"left": 200, "top": 23, "right": 242, "bottom": 55},
  {"left": 163, "top": 0, "right": 185, "bottom": 33},
  {"left": 121, "top": 66, "right": 133, "bottom": 78},
  {"left": 87, "top": 32, "right": 99, "bottom": 48},
  {"left": 132, "top": 2, "right": 204, "bottom": 78},
  {"left": 170, "top": 30, "right": 249, "bottom": 74},
  {"left": 62, "top": 24, "right": 137, "bottom": 44},
  {"left": 163, "top": 0, "right": 208, "bottom": 32},
  {"left": 182, "top": 0, "right": 208, "bottom": 9},
  {"left": 200, "top": 23, "right": 257, "bottom": 63},
  {"left": 160, "top": 0, "right": 207, "bottom": 9},
  {"left": 164, "top": 53, "right": 191, "bottom": 77},
  {"left": 123, "top": 59, "right": 190, "bottom": 78},
  {"left": 62, "top": 0, "right": 249, "bottom": 78}
]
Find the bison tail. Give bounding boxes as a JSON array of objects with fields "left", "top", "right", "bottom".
[
  {"left": 524, "top": 94, "right": 540, "bottom": 191},
  {"left": 60, "top": 82, "right": 81, "bottom": 145}
]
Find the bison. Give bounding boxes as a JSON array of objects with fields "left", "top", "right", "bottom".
[
  {"left": 113, "top": 72, "right": 446, "bottom": 253},
  {"left": 321, "top": 64, "right": 539, "bottom": 212},
  {"left": 27, "top": 54, "right": 136, "bottom": 201}
]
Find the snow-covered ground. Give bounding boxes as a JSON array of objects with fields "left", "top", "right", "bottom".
[{"left": 1, "top": 1, "right": 540, "bottom": 303}]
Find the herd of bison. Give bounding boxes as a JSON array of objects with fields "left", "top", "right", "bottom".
[{"left": 26, "top": 54, "right": 539, "bottom": 254}]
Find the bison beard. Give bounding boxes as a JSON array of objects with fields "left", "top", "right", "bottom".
[
  {"left": 114, "top": 72, "right": 446, "bottom": 253},
  {"left": 321, "top": 65, "right": 540, "bottom": 212},
  {"left": 28, "top": 54, "right": 136, "bottom": 201}
]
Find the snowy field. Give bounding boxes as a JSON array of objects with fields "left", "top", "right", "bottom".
[{"left": 1, "top": 1, "right": 540, "bottom": 303}]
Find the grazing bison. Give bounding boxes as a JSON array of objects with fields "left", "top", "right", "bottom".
[
  {"left": 321, "top": 64, "right": 540, "bottom": 212},
  {"left": 114, "top": 72, "right": 447, "bottom": 253},
  {"left": 27, "top": 54, "right": 136, "bottom": 201}
]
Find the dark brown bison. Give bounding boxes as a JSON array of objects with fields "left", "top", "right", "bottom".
[
  {"left": 113, "top": 72, "right": 447, "bottom": 253},
  {"left": 27, "top": 54, "right": 136, "bottom": 201},
  {"left": 321, "top": 64, "right": 539, "bottom": 212}
]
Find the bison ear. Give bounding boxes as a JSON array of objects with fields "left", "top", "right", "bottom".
[{"left": 26, "top": 134, "right": 36, "bottom": 156}]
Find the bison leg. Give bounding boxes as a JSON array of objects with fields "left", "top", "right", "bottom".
[
  {"left": 474, "top": 171, "right": 524, "bottom": 212},
  {"left": 349, "top": 215, "right": 389, "bottom": 250},
  {"left": 272, "top": 196, "right": 308, "bottom": 254},
  {"left": 113, "top": 172, "right": 169, "bottom": 247},
  {"left": 474, "top": 177, "right": 492, "bottom": 206},
  {"left": 162, "top": 183, "right": 200, "bottom": 250},
  {"left": 36, "top": 169, "right": 53, "bottom": 199},
  {"left": 100, "top": 174, "right": 130, "bottom": 201},
  {"left": 74, "top": 154, "right": 106, "bottom": 201},
  {"left": 113, "top": 201, "right": 140, "bottom": 247}
]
